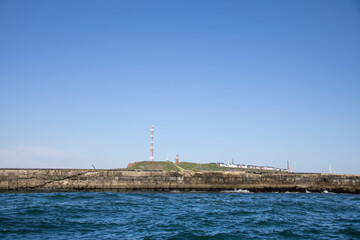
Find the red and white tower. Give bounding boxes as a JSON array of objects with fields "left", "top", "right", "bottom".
[{"left": 150, "top": 126, "right": 154, "bottom": 161}]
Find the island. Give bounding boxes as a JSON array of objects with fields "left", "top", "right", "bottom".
[{"left": 0, "top": 161, "right": 359, "bottom": 193}]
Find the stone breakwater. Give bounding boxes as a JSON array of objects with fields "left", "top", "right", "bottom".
[{"left": 0, "top": 169, "right": 359, "bottom": 193}]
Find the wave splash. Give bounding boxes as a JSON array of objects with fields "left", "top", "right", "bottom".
[{"left": 221, "top": 188, "right": 252, "bottom": 193}]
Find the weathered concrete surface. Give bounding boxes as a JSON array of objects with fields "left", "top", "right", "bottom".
[{"left": 0, "top": 169, "right": 359, "bottom": 193}]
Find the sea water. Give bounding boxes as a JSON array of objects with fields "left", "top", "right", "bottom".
[{"left": 0, "top": 191, "right": 359, "bottom": 239}]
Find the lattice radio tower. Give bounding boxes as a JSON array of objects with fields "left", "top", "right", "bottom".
[{"left": 150, "top": 126, "right": 154, "bottom": 161}]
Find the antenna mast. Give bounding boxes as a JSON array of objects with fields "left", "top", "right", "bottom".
[{"left": 150, "top": 126, "right": 154, "bottom": 161}]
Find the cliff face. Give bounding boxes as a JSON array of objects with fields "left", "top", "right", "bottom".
[{"left": 0, "top": 169, "right": 359, "bottom": 193}]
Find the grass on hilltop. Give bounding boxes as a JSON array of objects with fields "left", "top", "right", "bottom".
[
  {"left": 127, "top": 161, "right": 179, "bottom": 171},
  {"left": 177, "top": 162, "right": 229, "bottom": 171},
  {"left": 127, "top": 161, "right": 247, "bottom": 172}
]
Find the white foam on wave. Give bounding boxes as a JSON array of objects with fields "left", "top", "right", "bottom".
[
  {"left": 170, "top": 190, "right": 182, "bottom": 193},
  {"left": 221, "top": 188, "right": 252, "bottom": 193},
  {"left": 323, "top": 189, "right": 335, "bottom": 194}
]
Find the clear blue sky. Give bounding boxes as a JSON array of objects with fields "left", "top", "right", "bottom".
[{"left": 0, "top": 0, "right": 359, "bottom": 173}]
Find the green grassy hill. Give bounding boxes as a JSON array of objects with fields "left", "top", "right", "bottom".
[
  {"left": 127, "top": 161, "right": 180, "bottom": 171},
  {"left": 127, "top": 161, "right": 281, "bottom": 173},
  {"left": 127, "top": 161, "right": 230, "bottom": 172},
  {"left": 177, "top": 162, "right": 229, "bottom": 171}
]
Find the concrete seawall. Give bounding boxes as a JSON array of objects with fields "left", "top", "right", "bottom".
[{"left": 1, "top": 169, "right": 359, "bottom": 193}]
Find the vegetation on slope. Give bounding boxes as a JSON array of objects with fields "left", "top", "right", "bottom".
[
  {"left": 127, "top": 161, "right": 180, "bottom": 171},
  {"left": 127, "top": 161, "right": 249, "bottom": 172},
  {"left": 201, "top": 163, "right": 229, "bottom": 171},
  {"left": 177, "top": 162, "right": 229, "bottom": 171},
  {"left": 176, "top": 162, "right": 198, "bottom": 170}
]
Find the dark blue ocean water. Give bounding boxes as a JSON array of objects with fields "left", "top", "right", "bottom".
[{"left": 0, "top": 191, "right": 359, "bottom": 239}]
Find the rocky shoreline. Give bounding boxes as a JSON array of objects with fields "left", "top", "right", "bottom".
[{"left": 1, "top": 168, "right": 359, "bottom": 194}]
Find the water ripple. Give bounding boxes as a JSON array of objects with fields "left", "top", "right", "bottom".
[{"left": 0, "top": 192, "right": 359, "bottom": 239}]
